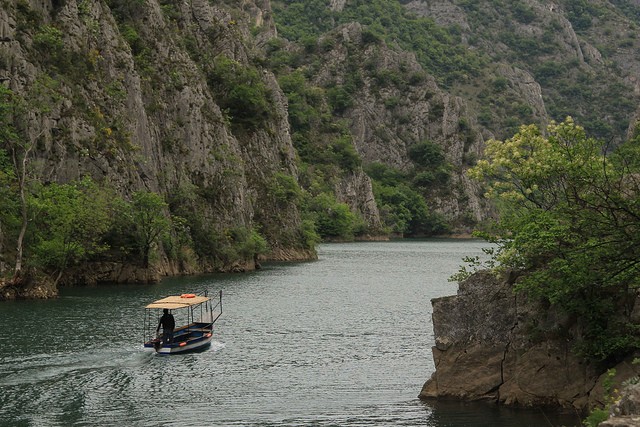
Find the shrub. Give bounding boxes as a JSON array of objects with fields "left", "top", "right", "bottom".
[{"left": 207, "top": 55, "right": 273, "bottom": 129}]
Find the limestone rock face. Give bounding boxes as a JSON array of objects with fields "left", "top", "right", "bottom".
[
  {"left": 600, "top": 418, "right": 640, "bottom": 427},
  {"left": 329, "top": 0, "right": 347, "bottom": 12},
  {"left": 1, "top": 0, "right": 314, "bottom": 284},
  {"left": 0, "top": 277, "right": 57, "bottom": 300},
  {"left": 310, "top": 23, "right": 490, "bottom": 226},
  {"left": 334, "top": 169, "right": 383, "bottom": 233},
  {"left": 420, "top": 270, "right": 639, "bottom": 411}
]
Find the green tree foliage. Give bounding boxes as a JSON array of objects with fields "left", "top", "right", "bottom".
[
  {"left": 305, "top": 192, "right": 358, "bottom": 239},
  {"left": 278, "top": 71, "right": 361, "bottom": 171},
  {"left": 300, "top": 218, "right": 321, "bottom": 249},
  {"left": 408, "top": 140, "right": 451, "bottom": 188},
  {"left": 104, "top": 0, "right": 146, "bottom": 22},
  {"left": 269, "top": 172, "right": 303, "bottom": 207},
  {"left": 278, "top": 71, "right": 325, "bottom": 133},
  {"left": 30, "top": 177, "right": 113, "bottom": 284},
  {"left": 0, "top": 84, "right": 40, "bottom": 278},
  {"left": 167, "top": 185, "right": 273, "bottom": 266},
  {"left": 206, "top": 55, "right": 274, "bottom": 130},
  {"left": 366, "top": 162, "right": 449, "bottom": 236},
  {"left": 271, "top": 1, "right": 334, "bottom": 41},
  {"left": 32, "top": 25, "right": 64, "bottom": 60},
  {"left": 225, "top": 227, "right": 268, "bottom": 261},
  {"left": 326, "top": 86, "right": 353, "bottom": 114},
  {"left": 468, "top": 117, "right": 640, "bottom": 361},
  {"left": 0, "top": 89, "right": 19, "bottom": 258},
  {"left": 276, "top": 67, "right": 369, "bottom": 238},
  {"left": 560, "top": 0, "right": 605, "bottom": 31},
  {"left": 272, "top": 0, "right": 484, "bottom": 87},
  {"left": 126, "top": 191, "right": 171, "bottom": 268},
  {"left": 0, "top": 149, "right": 18, "bottom": 274},
  {"left": 270, "top": 5, "right": 460, "bottom": 238}
]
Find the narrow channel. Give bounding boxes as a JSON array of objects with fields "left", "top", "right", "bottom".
[{"left": 0, "top": 240, "right": 581, "bottom": 426}]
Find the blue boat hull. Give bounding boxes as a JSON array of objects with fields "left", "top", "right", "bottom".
[{"left": 144, "top": 324, "right": 214, "bottom": 355}]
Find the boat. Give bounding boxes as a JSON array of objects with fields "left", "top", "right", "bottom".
[{"left": 143, "top": 290, "right": 222, "bottom": 355}]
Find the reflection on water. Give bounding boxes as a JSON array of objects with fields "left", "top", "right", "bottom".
[{"left": 0, "top": 240, "right": 581, "bottom": 426}]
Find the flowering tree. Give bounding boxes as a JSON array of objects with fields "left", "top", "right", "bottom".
[{"left": 469, "top": 117, "right": 640, "bottom": 360}]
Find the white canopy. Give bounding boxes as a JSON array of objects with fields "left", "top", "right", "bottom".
[{"left": 145, "top": 295, "right": 209, "bottom": 309}]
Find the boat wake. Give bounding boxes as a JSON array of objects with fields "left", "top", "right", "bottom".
[{"left": 0, "top": 345, "right": 149, "bottom": 387}]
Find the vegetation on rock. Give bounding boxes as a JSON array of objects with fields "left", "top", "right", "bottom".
[{"left": 467, "top": 118, "right": 640, "bottom": 361}]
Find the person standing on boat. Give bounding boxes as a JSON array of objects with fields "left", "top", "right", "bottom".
[{"left": 157, "top": 309, "right": 175, "bottom": 344}]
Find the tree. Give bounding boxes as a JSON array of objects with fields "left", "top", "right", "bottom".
[
  {"left": 30, "top": 177, "right": 113, "bottom": 285},
  {"left": 0, "top": 79, "right": 62, "bottom": 281},
  {"left": 0, "top": 148, "right": 17, "bottom": 275},
  {"left": 0, "top": 87, "right": 20, "bottom": 276},
  {"left": 128, "top": 191, "right": 170, "bottom": 268},
  {"left": 0, "top": 85, "right": 40, "bottom": 280},
  {"left": 306, "top": 192, "right": 357, "bottom": 239},
  {"left": 206, "top": 55, "right": 273, "bottom": 129},
  {"left": 468, "top": 117, "right": 640, "bottom": 360}
]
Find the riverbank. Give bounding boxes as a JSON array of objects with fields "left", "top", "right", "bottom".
[
  {"left": 0, "top": 246, "right": 318, "bottom": 301},
  {"left": 0, "top": 276, "right": 58, "bottom": 300}
]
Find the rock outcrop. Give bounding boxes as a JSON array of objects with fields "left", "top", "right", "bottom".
[
  {"left": 420, "top": 270, "right": 640, "bottom": 412},
  {"left": 601, "top": 383, "right": 640, "bottom": 427},
  {"left": 0, "top": 276, "right": 57, "bottom": 300}
]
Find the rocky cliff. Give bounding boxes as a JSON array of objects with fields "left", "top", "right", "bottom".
[
  {"left": 319, "top": 23, "right": 487, "bottom": 223},
  {"left": 4, "top": 0, "right": 640, "bottom": 293},
  {"left": 1, "top": 0, "right": 319, "bottom": 290},
  {"left": 420, "top": 270, "right": 640, "bottom": 412},
  {"left": 601, "top": 383, "right": 640, "bottom": 427},
  {"left": 404, "top": 0, "right": 640, "bottom": 143},
  {"left": 269, "top": 0, "right": 640, "bottom": 234}
]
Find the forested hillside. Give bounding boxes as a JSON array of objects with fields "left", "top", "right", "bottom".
[
  {"left": 268, "top": 0, "right": 640, "bottom": 234},
  {"left": 1, "top": 0, "right": 639, "bottom": 298},
  {"left": 272, "top": 0, "right": 640, "bottom": 141},
  {"left": 1, "top": 0, "right": 318, "bottom": 298}
]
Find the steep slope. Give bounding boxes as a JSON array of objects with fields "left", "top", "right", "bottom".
[
  {"left": 268, "top": 0, "right": 640, "bottom": 235},
  {"left": 304, "top": 22, "right": 488, "bottom": 224},
  {"left": 0, "top": 0, "right": 314, "bottom": 290},
  {"left": 420, "top": 270, "right": 640, "bottom": 412},
  {"left": 405, "top": 0, "right": 640, "bottom": 141},
  {"left": 4, "top": 0, "right": 640, "bottom": 294},
  {"left": 269, "top": 3, "right": 496, "bottom": 233}
]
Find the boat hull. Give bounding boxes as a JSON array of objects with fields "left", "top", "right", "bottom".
[
  {"left": 146, "top": 336, "right": 213, "bottom": 355},
  {"left": 144, "top": 326, "right": 214, "bottom": 355}
]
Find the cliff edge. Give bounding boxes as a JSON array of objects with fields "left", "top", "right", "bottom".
[{"left": 419, "top": 270, "right": 640, "bottom": 412}]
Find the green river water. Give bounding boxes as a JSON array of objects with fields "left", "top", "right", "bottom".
[{"left": 0, "top": 240, "right": 582, "bottom": 426}]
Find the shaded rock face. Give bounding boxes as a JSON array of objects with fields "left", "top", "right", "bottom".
[
  {"left": 0, "top": 277, "right": 57, "bottom": 300},
  {"left": 335, "top": 169, "right": 383, "bottom": 233},
  {"left": 420, "top": 271, "right": 638, "bottom": 411},
  {"left": 401, "top": 0, "right": 640, "bottom": 142}
]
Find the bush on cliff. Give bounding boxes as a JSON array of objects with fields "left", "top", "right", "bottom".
[{"left": 468, "top": 117, "right": 640, "bottom": 361}]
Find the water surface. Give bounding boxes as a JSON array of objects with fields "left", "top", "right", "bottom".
[{"left": 0, "top": 240, "right": 581, "bottom": 426}]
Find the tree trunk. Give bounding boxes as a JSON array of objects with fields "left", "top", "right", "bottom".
[{"left": 13, "top": 146, "right": 31, "bottom": 279}]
